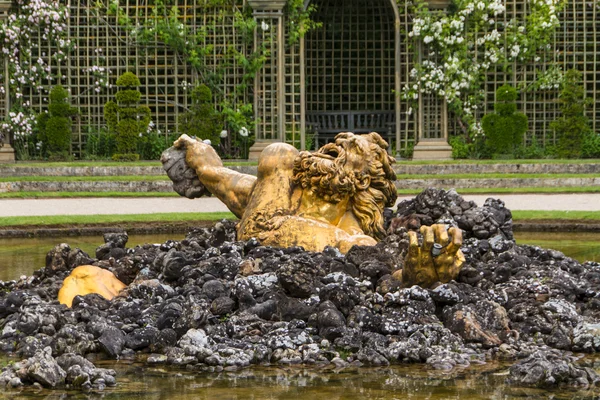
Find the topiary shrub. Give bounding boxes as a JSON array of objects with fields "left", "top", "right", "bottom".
[
  {"left": 104, "top": 72, "right": 150, "bottom": 161},
  {"left": 37, "top": 85, "right": 78, "bottom": 160},
  {"left": 481, "top": 85, "right": 528, "bottom": 157},
  {"left": 551, "top": 69, "right": 593, "bottom": 158},
  {"left": 179, "top": 84, "right": 219, "bottom": 145}
]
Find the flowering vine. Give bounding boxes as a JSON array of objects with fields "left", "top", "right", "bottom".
[
  {"left": 0, "top": 0, "right": 73, "bottom": 147},
  {"left": 403, "top": 0, "right": 565, "bottom": 136}
]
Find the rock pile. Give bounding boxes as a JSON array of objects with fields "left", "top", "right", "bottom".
[{"left": 0, "top": 188, "right": 599, "bottom": 390}]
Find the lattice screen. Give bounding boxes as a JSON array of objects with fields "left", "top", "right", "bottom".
[
  {"left": 17, "top": 0, "right": 251, "bottom": 157},
  {"left": 473, "top": 0, "right": 600, "bottom": 146},
  {"left": 305, "top": 0, "right": 396, "bottom": 112},
  {"left": 4, "top": 0, "right": 600, "bottom": 157},
  {"left": 254, "top": 15, "right": 282, "bottom": 142}
]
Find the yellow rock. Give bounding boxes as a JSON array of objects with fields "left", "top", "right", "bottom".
[{"left": 58, "top": 265, "right": 126, "bottom": 308}]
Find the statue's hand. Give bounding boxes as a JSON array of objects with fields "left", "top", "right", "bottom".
[
  {"left": 172, "top": 134, "right": 223, "bottom": 169},
  {"left": 401, "top": 224, "right": 465, "bottom": 288}
]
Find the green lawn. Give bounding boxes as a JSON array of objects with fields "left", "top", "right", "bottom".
[
  {"left": 0, "top": 160, "right": 257, "bottom": 168},
  {"left": 512, "top": 210, "right": 600, "bottom": 220},
  {"left": 0, "top": 175, "right": 169, "bottom": 182},
  {"left": 396, "top": 173, "right": 600, "bottom": 180},
  {"left": 0, "top": 186, "right": 599, "bottom": 199},
  {"left": 396, "top": 159, "right": 600, "bottom": 165},
  {"left": 0, "top": 210, "right": 595, "bottom": 229},
  {"left": 0, "top": 212, "right": 236, "bottom": 227}
]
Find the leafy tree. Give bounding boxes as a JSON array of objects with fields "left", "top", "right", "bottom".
[
  {"left": 551, "top": 69, "right": 593, "bottom": 158},
  {"left": 37, "top": 85, "right": 78, "bottom": 160},
  {"left": 104, "top": 72, "right": 151, "bottom": 161},
  {"left": 481, "top": 85, "right": 528, "bottom": 156}
]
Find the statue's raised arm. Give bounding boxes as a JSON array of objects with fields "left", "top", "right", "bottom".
[{"left": 161, "top": 132, "right": 465, "bottom": 289}]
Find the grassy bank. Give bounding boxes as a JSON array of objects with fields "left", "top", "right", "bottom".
[
  {"left": 2, "top": 187, "right": 600, "bottom": 199},
  {"left": 0, "top": 212, "right": 236, "bottom": 227},
  {"left": 0, "top": 210, "right": 597, "bottom": 229}
]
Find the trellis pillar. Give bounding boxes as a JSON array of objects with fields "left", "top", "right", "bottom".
[
  {"left": 247, "top": 0, "right": 286, "bottom": 160},
  {"left": 0, "top": 0, "right": 15, "bottom": 162}
]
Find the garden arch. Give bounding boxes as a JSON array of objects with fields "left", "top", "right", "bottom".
[{"left": 301, "top": 0, "right": 402, "bottom": 152}]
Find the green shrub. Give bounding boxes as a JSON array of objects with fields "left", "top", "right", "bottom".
[
  {"left": 37, "top": 85, "right": 78, "bottom": 159},
  {"left": 179, "top": 84, "right": 220, "bottom": 145},
  {"left": 550, "top": 69, "right": 593, "bottom": 158},
  {"left": 581, "top": 132, "right": 600, "bottom": 158},
  {"left": 399, "top": 142, "right": 414, "bottom": 159},
  {"left": 104, "top": 72, "right": 151, "bottom": 161},
  {"left": 137, "top": 131, "right": 177, "bottom": 160},
  {"left": 481, "top": 85, "right": 528, "bottom": 157},
  {"left": 112, "top": 153, "right": 140, "bottom": 162},
  {"left": 449, "top": 135, "right": 470, "bottom": 159},
  {"left": 514, "top": 138, "right": 546, "bottom": 159},
  {"left": 84, "top": 127, "right": 116, "bottom": 159}
]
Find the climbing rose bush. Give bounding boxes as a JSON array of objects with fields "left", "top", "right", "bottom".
[{"left": 403, "top": 0, "right": 564, "bottom": 136}]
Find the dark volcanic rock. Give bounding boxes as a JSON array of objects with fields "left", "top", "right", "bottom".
[
  {"left": 2, "top": 189, "right": 600, "bottom": 392},
  {"left": 508, "top": 350, "right": 600, "bottom": 387}
]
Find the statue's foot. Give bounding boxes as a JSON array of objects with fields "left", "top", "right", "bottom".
[{"left": 58, "top": 265, "right": 126, "bottom": 308}]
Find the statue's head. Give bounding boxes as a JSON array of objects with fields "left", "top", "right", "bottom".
[{"left": 292, "top": 132, "right": 397, "bottom": 239}]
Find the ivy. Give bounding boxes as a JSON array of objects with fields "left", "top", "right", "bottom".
[{"left": 0, "top": 0, "right": 73, "bottom": 152}]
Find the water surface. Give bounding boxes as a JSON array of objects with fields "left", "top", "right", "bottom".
[
  {"left": 4, "top": 360, "right": 600, "bottom": 399},
  {"left": 0, "top": 231, "right": 599, "bottom": 282}
]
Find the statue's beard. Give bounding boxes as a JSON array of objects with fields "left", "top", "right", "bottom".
[{"left": 292, "top": 148, "right": 357, "bottom": 204}]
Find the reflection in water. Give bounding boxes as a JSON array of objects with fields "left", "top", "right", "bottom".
[
  {"left": 5, "top": 361, "right": 600, "bottom": 399},
  {"left": 516, "top": 231, "right": 600, "bottom": 263},
  {"left": 0, "top": 231, "right": 599, "bottom": 282},
  {"left": 0, "top": 234, "right": 182, "bottom": 282}
]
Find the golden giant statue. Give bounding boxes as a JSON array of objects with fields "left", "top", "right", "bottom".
[
  {"left": 165, "top": 132, "right": 464, "bottom": 288},
  {"left": 58, "top": 132, "right": 464, "bottom": 307}
]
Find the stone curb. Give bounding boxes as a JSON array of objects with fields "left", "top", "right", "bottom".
[
  {"left": 2, "top": 163, "right": 600, "bottom": 177},
  {"left": 2, "top": 177, "right": 600, "bottom": 192}
]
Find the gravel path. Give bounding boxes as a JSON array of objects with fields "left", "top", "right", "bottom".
[{"left": 0, "top": 193, "right": 599, "bottom": 217}]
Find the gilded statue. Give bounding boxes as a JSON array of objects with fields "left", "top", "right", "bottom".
[
  {"left": 163, "top": 132, "right": 465, "bottom": 289},
  {"left": 58, "top": 132, "right": 464, "bottom": 308}
]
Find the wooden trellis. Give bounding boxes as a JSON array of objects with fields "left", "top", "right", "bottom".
[{"left": 2, "top": 0, "right": 599, "bottom": 157}]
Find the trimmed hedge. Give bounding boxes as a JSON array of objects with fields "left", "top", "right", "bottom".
[
  {"left": 37, "top": 85, "right": 78, "bottom": 160},
  {"left": 104, "top": 72, "right": 151, "bottom": 161},
  {"left": 481, "top": 85, "right": 528, "bottom": 156}
]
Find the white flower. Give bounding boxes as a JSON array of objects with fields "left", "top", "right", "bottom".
[
  {"left": 238, "top": 127, "right": 248, "bottom": 137},
  {"left": 261, "top": 21, "right": 269, "bottom": 31},
  {"left": 220, "top": 130, "right": 228, "bottom": 138},
  {"left": 203, "top": 139, "right": 212, "bottom": 145}
]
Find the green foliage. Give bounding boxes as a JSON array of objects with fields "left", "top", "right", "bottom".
[
  {"left": 115, "top": 71, "right": 141, "bottom": 87},
  {"left": 37, "top": 85, "right": 78, "bottom": 160},
  {"left": 137, "top": 132, "right": 178, "bottom": 160},
  {"left": 111, "top": 153, "right": 140, "bottom": 162},
  {"left": 550, "top": 69, "right": 593, "bottom": 159},
  {"left": 104, "top": 72, "right": 151, "bottom": 160},
  {"left": 581, "top": 132, "right": 600, "bottom": 159},
  {"left": 514, "top": 138, "right": 546, "bottom": 159},
  {"left": 84, "top": 127, "right": 116, "bottom": 159},
  {"left": 285, "top": 0, "right": 322, "bottom": 45},
  {"left": 399, "top": 142, "right": 415, "bottom": 159},
  {"left": 179, "top": 84, "right": 220, "bottom": 145},
  {"left": 449, "top": 136, "right": 470, "bottom": 159},
  {"left": 115, "top": 90, "right": 142, "bottom": 104},
  {"left": 481, "top": 85, "right": 528, "bottom": 156}
]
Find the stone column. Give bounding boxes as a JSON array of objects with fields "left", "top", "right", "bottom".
[
  {"left": 0, "top": 0, "right": 15, "bottom": 162},
  {"left": 247, "top": 0, "right": 286, "bottom": 160}
]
